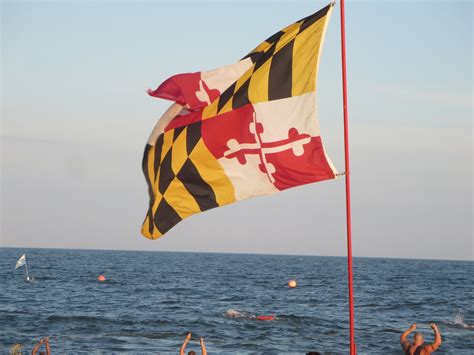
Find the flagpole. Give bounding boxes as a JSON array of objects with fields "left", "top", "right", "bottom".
[
  {"left": 339, "top": 0, "right": 356, "bottom": 353},
  {"left": 25, "top": 262, "right": 30, "bottom": 281}
]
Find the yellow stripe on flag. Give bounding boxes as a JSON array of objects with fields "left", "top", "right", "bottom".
[
  {"left": 189, "top": 139, "right": 235, "bottom": 206},
  {"left": 163, "top": 178, "right": 202, "bottom": 219},
  {"left": 248, "top": 59, "right": 271, "bottom": 104},
  {"left": 161, "top": 129, "right": 174, "bottom": 160},
  {"left": 275, "top": 22, "right": 302, "bottom": 53},
  {"left": 292, "top": 6, "right": 332, "bottom": 96},
  {"left": 171, "top": 127, "right": 189, "bottom": 174}
]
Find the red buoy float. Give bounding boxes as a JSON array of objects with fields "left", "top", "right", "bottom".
[
  {"left": 256, "top": 315, "right": 275, "bottom": 321},
  {"left": 288, "top": 279, "right": 297, "bottom": 288}
]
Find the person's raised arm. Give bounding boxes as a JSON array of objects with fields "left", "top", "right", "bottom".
[
  {"left": 424, "top": 324, "right": 442, "bottom": 353},
  {"left": 180, "top": 333, "right": 191, "bottom": 355},
  {"left": 200, "top": 337, "right": 207, "bottom": 355},
  {"left": 44, "top": 337, "right": 51, "bottom": 355},
  {"left": 400, "top": 324, "right": 416, "bottom": 351},
  {"left": 31, "top": 338, "right": 44, "bottom": 355}
]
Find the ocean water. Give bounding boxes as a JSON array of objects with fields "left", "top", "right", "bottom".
[{"left": 0, "top": 248, "right": 472, "bottom": 354}]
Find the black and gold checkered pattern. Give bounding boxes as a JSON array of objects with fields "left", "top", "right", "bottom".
[
  {"left": 201, "top": 4, "right": 333, "bottom": 120},
  {"left": 142, "top": 121, "right": 235, "bottom": 239}
]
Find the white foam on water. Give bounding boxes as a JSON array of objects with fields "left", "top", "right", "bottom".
[{"left": 452, "top": 310, "right": 474, "bottom": 329}]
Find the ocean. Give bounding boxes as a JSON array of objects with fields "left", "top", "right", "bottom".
[{"left": 0, "top": 248, "right": 472, "bottom": 354}]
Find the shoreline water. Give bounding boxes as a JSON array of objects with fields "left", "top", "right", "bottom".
[{"left": 1, "top": 248, "right": 473, "bottom": 353}]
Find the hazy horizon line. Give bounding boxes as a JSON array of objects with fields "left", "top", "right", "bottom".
[{"left": 1, "top": 245, "right": 472, "bottom": 263}]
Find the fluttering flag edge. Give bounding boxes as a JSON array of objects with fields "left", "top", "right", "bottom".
[{"left": 141, "top": 3, "right": 338, "bottom": 240}]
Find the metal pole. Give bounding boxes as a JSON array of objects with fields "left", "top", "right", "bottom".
[
  {"left": 339, "top": 0, "right": 356, "bottom": 353},
  {"left": 25, "top": 262, "right": 30, "bottom": 281}
]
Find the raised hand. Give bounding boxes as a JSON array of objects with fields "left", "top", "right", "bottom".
[
  {"left": 185, "top": 332, "right": 192, "bottom": 341},
  {"left": 409, "top": 324, "right": 417, "bottom": 331},
  {"left": 200, "top": 337, "right": 207, "bottom": 355}
]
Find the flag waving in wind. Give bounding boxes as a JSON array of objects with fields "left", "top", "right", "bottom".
[
  {"left": 142, "top": 3, "right": 337, "bottom": 239},
  {"left": 15, "top": 254, "right": 26, "bottom": 269}
]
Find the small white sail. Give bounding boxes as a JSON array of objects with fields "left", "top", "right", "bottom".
[{"left": 15, "top": 254, "right": 26, "bottom": 269}]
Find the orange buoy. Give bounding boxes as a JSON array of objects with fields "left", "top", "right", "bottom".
[
  {"left": 257, "top": 315, "right": 275, "bottom": 321},
  {"left": 98, "top": 275, "right": 106, "bottom": 282},
  {"left": 288, "top": 279, "right": 297, "bottom": 288}
]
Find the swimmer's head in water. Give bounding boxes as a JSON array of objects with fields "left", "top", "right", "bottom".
[
  {"left": 188, "top": 351, "right": 196, "bottom": 355},
  {"left": 413, "top": 332, "right": 424, "bottom": 344},
  {"left": 226, "top": 309, "right": 239, "bottom": 317}
]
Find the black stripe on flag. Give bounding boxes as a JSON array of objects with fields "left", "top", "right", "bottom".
[
  {"left": 265, "top": 30, "right": 285, "bottom": 45},
  {"left": 217, "top": 82, "right": 236, "bottom": 113},
  {"left": 154, "top": 197, "right": 182, "bottom": 235},
  {"left": 158, "top": 149, "right": 174, "bottom": 194},
  {"left": 240, "top": 31, "right": 283, "bottom": 62},
  {"left": 232, "top": 78, "right": 251, "bottom": 110},
  {"left": 186, "top": 121, "right": 202, "bottom": 155},
  {"left": 241, "top": 51, "right": 262, "bottom": 63},
  {"left": 177, "top": 159, "right": 218, "bottom": 212},
  {"left": 298, "top": 4, "right": 331, "bottom": 34},
  {"left": 253, "top": 42, "right": 277, "bottom": 72},
  {"left": 268, "top": 39, "right": 294, "bottom": 101},
  {"left": 173, "top": 126, "right": 185, "bottom": 142}
]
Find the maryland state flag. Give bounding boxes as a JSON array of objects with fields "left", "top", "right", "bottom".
[{"left": 142, "top": 3, "right": 337, "bottom": 239}]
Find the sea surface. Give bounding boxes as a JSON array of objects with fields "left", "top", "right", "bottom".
[{"left": 0, "top": 248, "right": 473, "bottom": 354}]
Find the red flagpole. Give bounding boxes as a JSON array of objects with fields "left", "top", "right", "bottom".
[{"left": 339, "top": 0, "right": 356, "bottom": 354}]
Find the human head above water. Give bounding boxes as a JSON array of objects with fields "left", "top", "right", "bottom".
[{"left": 413, "top": 332, "right": 424, "bottom": 344}]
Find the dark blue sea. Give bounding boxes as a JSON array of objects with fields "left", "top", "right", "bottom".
[{"left": 0, "top": 248, "right": 473, "bottom": 354}]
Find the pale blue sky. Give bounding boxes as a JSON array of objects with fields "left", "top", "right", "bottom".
[{"left": 1, "top": 0, "right": 472, "bottom": 260}]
